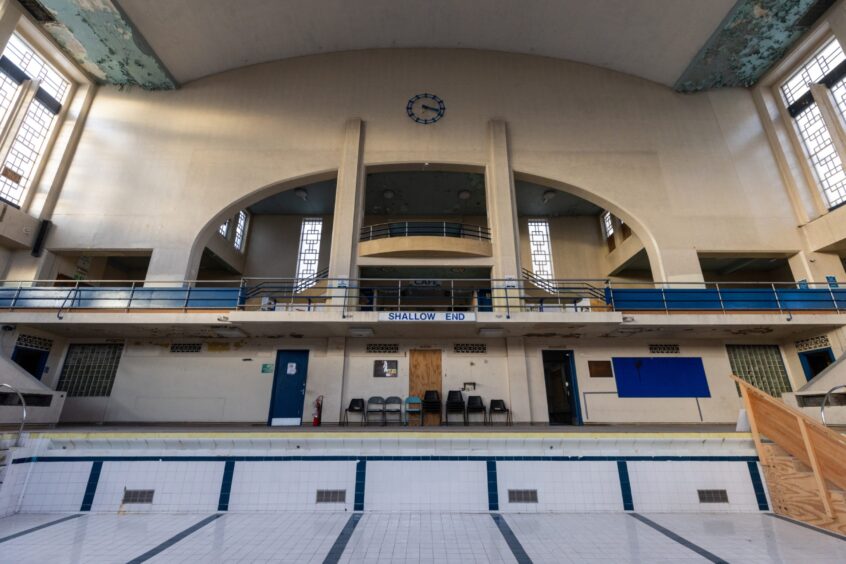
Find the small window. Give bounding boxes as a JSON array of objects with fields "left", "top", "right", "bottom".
[
  {"left": 295, "top": 218, "right": 323, "bottom": 286},
  {"left": 218, "top": 219, "right": 229, "bottom": 238},
  {"left": 56, "top": 343, "right": 124, "bottom": 397},
  {"left": 527, "top": 219, "right": 554, "bottom": 280},
  {"left": 601, "top": 211, "right": 614, "bottom": 238},
  {"left": 234, "top": 210, "right": 249, "bottom": 251}
]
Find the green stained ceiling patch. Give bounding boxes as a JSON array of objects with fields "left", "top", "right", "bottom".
[
  {"left": 31, "top": 0, "right": 176, "bottom": 89},
  {"left": 675, "top": 0, "right": 835, "bottom": 92}
]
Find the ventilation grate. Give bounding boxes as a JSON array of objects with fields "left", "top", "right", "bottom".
[
  {"left": 508, "top": 489, "right": 539, "bottom": 503},
  {"left": 454, "top": 343, "right": 487, "bottom": 354},
  {"left": 16, "top": 334, "right": 53, "bottom": 352},
  {"left": 365, "top": 344, "right": 399, "bottom": 354},
  {"left": 697, "top": 489, "right": 729, "bottom": 504},
  {"left": 316, "top": 489, "right": 346, "bottom": 503},
  {"left": 122, "top": 489, "right": 155, "bottom": 504},
  {"left": 18, "top": 0, "right": 56, "bottom": 23},
  {"left": 170, "top": 343, "right": 203, "bottom": 353},
  {"left": 648, "top": 344, "right": 680, "bottom": 354},
  {"left": 795, "top": 335, "right": 831, "bottom": 353}
]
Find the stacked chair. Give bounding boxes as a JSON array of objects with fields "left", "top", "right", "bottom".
[
  {"left": 489, "top": 399, "right": 512, "bottom": 426},
  {"left": 445, "top": 390, "right": 467, "bottom": 425},
  {"left": 422, "top": 390, "right": 442, "bottom": 425},
  {"left": 466, "top": 395, "right": 487, "bottom": 425},
  {"left": 404, "top": 396, "right": 422, "bottom": 426},
  {"left": 365, "top": 396, "right": 386, "bottom": 426},
  {"left": 342, "top": 398, "right": 365, "bottom": 426}
]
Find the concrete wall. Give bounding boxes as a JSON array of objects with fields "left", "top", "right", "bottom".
[
  {"left": 18, "top": 48, "right": 815, "bottom": 285},
  {"left": 242, "top": 214, "right": 333, "bottom": 279}
]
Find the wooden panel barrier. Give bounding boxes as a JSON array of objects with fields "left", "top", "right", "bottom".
[{"left": 733, "top": 374, "right": 846, "bottom": 534}]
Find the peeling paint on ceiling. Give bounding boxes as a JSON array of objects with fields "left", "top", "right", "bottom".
[
  {"left": 675, "top": 0, "right": 836, "bottom": 92},
  {"left": 25, "top": 0, "right": 176, "bottom": 89}
]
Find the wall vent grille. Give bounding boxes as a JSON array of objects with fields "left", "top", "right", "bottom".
[
  {"left": 316, "top": 489, "right": 346, "bottom": 503},
  {"left": 15, "top": 334, "right": 53, "bottom": 351},
  {"left": 507, "top": 489, "right": 539, "bottom": 503},
  {"left": 170, "top": 343, "right": 203, "bottom": 353},
  {"left": 365, "top": 344, "right": 399, "bottom": 354},
  {"left": 122, "top": 489, "right": 155, "bottom": 504},
  {"left": 454, "top": 343, "right": 487, "bottom": 354},
  {"left": 697, "top": 489, "right": 729, "bottom": 504},
  {"left": 648, "top": 344, "right": 680, "bottom": 354},
  {"left": 795, "top": 335, "right": 831, "bottom": 352}
]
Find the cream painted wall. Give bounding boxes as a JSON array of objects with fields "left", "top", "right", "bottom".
[
  {"left": 31, "top": 49, "right": 808, "bottom": 285},
  {"left": 519, "top": 216, "right": 607, "bottom": 280},
  {"left": 242, "top": 214, "right": 333, "bottom": 279}
]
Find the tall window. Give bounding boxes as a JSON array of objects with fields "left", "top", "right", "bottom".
[
  {"left": 56, "top": 343, "right": 124, "bottom": 397},
  {"left": 295, "top": 218, "right": 323, "bottom": 284},
  {"left": 233, "top": 210, "right": 248, "bottom": 251},
  {"left": 527, "top": 219, "right": 554, "bottom": 280},
  {"left": 781, "top": 38, "right": 846, "bottom": 209},
  {"left": 218, "top": 219, "right": 229, "bottom": 238},
  {"left": 0, "top": 34, "right": 70, "bottom": 207},
  {"left": 601, "top": 211, "right": 614, "bottom": 238}
]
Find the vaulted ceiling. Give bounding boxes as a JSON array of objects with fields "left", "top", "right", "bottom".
[{"left": 16, "top": 0, "right": 840, "bottom": 91}]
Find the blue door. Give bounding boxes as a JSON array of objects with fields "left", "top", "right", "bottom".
[{"left": 268, "top": 350, "right": 309, "bottom": 426}]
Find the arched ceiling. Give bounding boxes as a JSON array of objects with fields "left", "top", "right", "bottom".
[{"left": 19, "top": 1, "right": 837, "bottom": 91}]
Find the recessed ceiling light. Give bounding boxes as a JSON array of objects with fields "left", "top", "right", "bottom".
[
  {"left": 294, "top": 188, "right": 308, "bottom": 201},
  {"left": 542, "top": 190, "right": 556, "bottom": 204},
  {"left": 383, "top": 189, "right": 395, "bottom": 199},
  {"left": 458, "top": 190, "right": 471, "bottom": 200}
]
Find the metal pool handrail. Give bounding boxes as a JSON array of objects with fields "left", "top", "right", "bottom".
[{"left": 820, "top": 384, "right": 846, "bottom": 427}]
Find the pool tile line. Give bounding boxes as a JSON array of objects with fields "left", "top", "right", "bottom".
[
  {"left": 768, "top": 513, "right": 846, "bottom": 541},
  {"left": 217, "top": 459, "right": 235, "bottom": 511},
  {"left": 616, "top": 460, "right": 634, "bottom": 511},
  {"left": 0, "top": 514, "right": 83, "bottom": 544},
  {"left": 746, "top": 461, "right": 769, "bottom": 511},
  {"left": 490, "top": 513, "right": 533, "bottom": 564},
  {"left": 80, "top": 461, "right": 102, "bottom": 511},
  {"left": 323, "top": 513, "right": 363, "bottom": 564},
  {"left": 126, "top": 513, "right": 224, "bottom": 563},
  {"left": 629, "top": 513, "right": 729, "bottom": 563}
]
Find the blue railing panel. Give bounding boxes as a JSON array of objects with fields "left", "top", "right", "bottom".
[{"left": 608, "top": 287, "right": 844, "bottom": 311}]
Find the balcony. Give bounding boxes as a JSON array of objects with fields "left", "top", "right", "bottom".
[{"left": 358, "top": 221, "right": 492, "bottom": 258}]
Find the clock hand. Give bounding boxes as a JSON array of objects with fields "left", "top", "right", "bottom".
[{"left": 422, "top": 104, "right": 440, "bottom": 112}]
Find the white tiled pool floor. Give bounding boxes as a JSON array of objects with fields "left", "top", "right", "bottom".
[{"left": 0, "top": 511, "right": 844, "bottom": 564}]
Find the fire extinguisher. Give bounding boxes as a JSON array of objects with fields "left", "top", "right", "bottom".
[{"left": 312, "top": 395, "right": 324, "bottom": 426}]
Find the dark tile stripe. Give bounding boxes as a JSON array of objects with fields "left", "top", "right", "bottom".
[
  {"left": 80, "top": 461, "right": 102, "bottom": 511},
  {"left": 490, "top": 513, "right": 533, "bottom": 564},
  {"left": 323, "top": 513, "right": 363, "bottom": 564},
  {"left": 768, "top": 513, "right": 846, "bottom": 541},
  {"left": 217, "top": 460, "right": 235, "bottom": 511},
  {"left": 126, "top": 513, "right": 223, "bottom": 563},
  {"left": 746, "top": 461, "right": 769, "bottom": 511},
  {"left": 0, "top": 514, "right": 82, "bottom": 544},
  {"left": 486, "top": 460, "right": 499, "bottom": 511},
  {"left": 629, "top": 513, "right": 729, "bottom": 563},
  {"left": 617, "top": 460, "right": 634, "bottom": 511},
  {"left": 353, "top": 459, "right": 366, "bottom": 511}
]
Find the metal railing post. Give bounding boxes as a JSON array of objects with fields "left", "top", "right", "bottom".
[
  {"left": 127, "top": 281, "right": 136, "bottom": 312},
  {"left": 10, "top": 281, "right": 22, "bottom": 311},
  {"left": 450, "top": 280, "right": 454, "bottom": 311},
  {"left": 405, "top": 222, "right": 408, "bottom": 237},
  {"left": 661, "top": 286, "right": 668, "bottom": 315},
  {"left": 0, "top": 383, "right": 26, "bottom": 447},
  {"left": 715, "top": 282, "right": 725, "bottom": 314},
  {"left": 828, "top": 283, "right": 839, "bottom": 313},
  {"left": 183, "top": 285, "right": 191, "bottom": 312},
  {"left": 772, "top": 283, "right": 783, "bottom": 315},
  {"left": 504, "top": 283, "right": 511, "bottom": 319},
  {"left": 820, "top": 385, "right": 846, "bottom": 426}
]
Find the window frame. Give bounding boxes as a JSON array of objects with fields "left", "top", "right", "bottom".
[
  {"left": 294, "top": 217, "right": 324, "bottom": 285},
  {"left": 526, "top": 217, "right": 555, "bottom": 281}
]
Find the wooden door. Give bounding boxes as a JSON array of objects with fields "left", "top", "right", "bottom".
[{"left": 409, "top": 349, "right": 442, "bottom": 425}]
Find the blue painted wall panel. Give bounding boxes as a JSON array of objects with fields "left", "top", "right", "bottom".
[{"left": 612, "top": 357, "right": 711, "bottom": 398}]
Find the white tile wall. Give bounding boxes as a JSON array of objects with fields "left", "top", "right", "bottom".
[
  {"left": 18, "top": 462, "right": 92, "bottom": 513},
  {"left": 365, "top": 461, "right": 488, "bottom": 512},
  {"left": 228, "top": 461, "right": 356, "bottom": 512},
  {"left": 0, "top": 463, "right": 27, "bottom": 517},
  {"left": 90, "top": 461, "right": 224, "bottom": 513},
  {"left": 628, "top": 461, "right": 760, "bottom": 513},
  {"left": 497, "top": 461, "right": 622, "bottom": 512}
]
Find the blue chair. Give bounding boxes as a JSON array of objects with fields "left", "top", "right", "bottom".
[
  {"left": 404, "top": 396, "right": 422, "bottom": 426},
  {"left": 385, "top": 396, "right": 403, "bottom": 425}
]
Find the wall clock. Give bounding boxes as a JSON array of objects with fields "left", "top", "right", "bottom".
[{"left": 407, "top": 93, "right": 445, "bottom": 124}]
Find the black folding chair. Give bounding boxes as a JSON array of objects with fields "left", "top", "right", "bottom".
[
  {"left": 365, "top": 396, "right": 386, "bottom": 426},
  {"left": 422, "top": 390, "right": 442, "bottom": 426},
  {"left": 342, "top": 398, "right": 365, "bottom": 426},
  {"left": 385, "top": 396, "right": 403, "bottom": 425},
  {"left": 489, "top": 399, "right": 512, "bottom": 426},
  {"left": 445, "top": 390, "right": 467, "bottom": 426},
  {"left": 466, "top": 395, "right": 487, "bottom": 425}
]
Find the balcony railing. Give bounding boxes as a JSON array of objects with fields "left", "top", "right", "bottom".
[
  {"left": 0, "top": 278, "right": 842, "bottom": 314},
  {"left": 360, "top": 221, "right": 491, "bottom": 241}
]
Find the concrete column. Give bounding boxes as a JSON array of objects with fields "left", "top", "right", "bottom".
[
  {"left": 305, "top": 337, "right": 345, "bottom": 424},
  {"left": 788, "top": 250, "right": 846, "bottom": 285},
  {"left": 327, "top": 119, "right": 365, "bottom": 282},
  {"left": 485, "top": 120, "right": 522, "bottom": 281},
  {"left": 145, "top": 247, "right": 198, "bottom": 285},
  {"left": 658, "top": 248, "right": 705, "bottom": 286},
  {"left": 505, "top": 337, "right": 532, "bottom": 423},
  {"left": 0, "top": 0, "right": 20, "bottom": 52}
]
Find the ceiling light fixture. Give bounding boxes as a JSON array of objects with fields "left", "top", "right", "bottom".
[
  {"left": 383, "top": 189, "right": 395, "bottom": 199},
  {"left": 542, "top": 190, "right": 556, "bottom": 204},
  {"left": 294, "top": 188, "right": 309, "bottom": 201},
  {"left": 458, "top": 190, "right": 471, "bottom": 200}
]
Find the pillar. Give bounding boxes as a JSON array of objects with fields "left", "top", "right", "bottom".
[
  {"left": 327, "top": 119, "right": 365, "bottom": 282},
  {"left": 657, "top": 248, "right": 705, "bottom": 286},
  {"left": 145, "top": 247, "right": 199, "bottom": 286},
  {"left": 788, "top": 250, "right": 846, "bottom": 285},
  {"left": 0, "top": 0, "right": 20, "bottom": 51},
  {"left": 485, "top": 120, "right": 522, "bottom": 281},
  {"left": 505, "top": 337, "right": 532, "bottom": 423}
]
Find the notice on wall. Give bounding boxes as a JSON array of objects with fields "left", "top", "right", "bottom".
[
  {"left": 286, "top": 363, "right": 297, "bottom": 375},
  {"left": 261, "top": 363, "right": 274, "bottom": 373}
]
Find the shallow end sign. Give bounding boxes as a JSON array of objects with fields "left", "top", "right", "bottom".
[{"left": 378, "top": 311, "right": 476, "bottom": 322}]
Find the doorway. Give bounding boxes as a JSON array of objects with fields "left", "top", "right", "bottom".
[
  {"left": 11, "top": 346, "right": 50, "bottom": 380},
  {"left": 798, "top": 348, "right": 836, "bottom": 381},
  {"left": 268, "top": 350, "right": 309, "bottom": 426},
  {"left": 542, "top": 350, "right": 580, "bottom": 425},
  {"left": 409, "top": 349, "right": 442, "bottom": 425}
]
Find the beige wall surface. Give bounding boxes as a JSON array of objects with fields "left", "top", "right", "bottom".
[
  {"left": 33, "top": 49, "right": 807, "bottom": 284},
  {"left": 242, "top": 214, "right": 333, "bottom": 279}
]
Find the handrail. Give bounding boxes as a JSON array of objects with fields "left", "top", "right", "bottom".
[
  {"left": 0, "top": 383, "right": 26, "bottom": 447},
  {"left": 820, "top": 384, "right": 846, "bottom": 427},
  {"left": 731, "top": 373, "right": 846, "bottom": 526},
  {"left": 360, "top": 221, "right": 491, "bottom": 242}
]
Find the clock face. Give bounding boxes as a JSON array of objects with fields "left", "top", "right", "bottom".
[{"left": 407, "top": 93, "right": 445, "bottom": 124}]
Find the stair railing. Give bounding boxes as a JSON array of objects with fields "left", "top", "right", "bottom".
[
  {"left": 0, "top": 383, "right": 26, "bottom": 447},
  {"left": 820, "top": 384, "right": 846, "bottom": 427}
]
